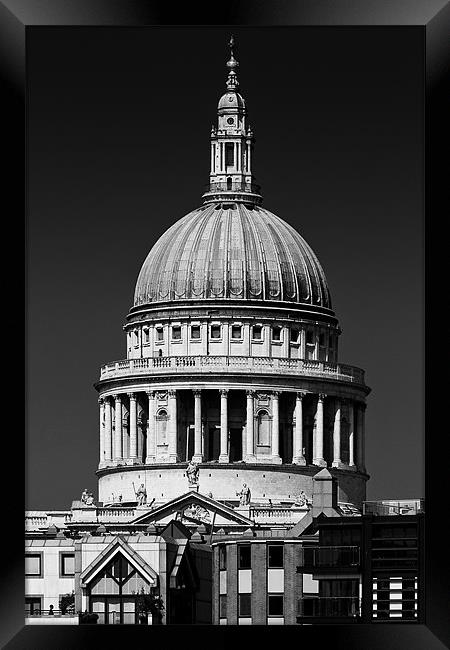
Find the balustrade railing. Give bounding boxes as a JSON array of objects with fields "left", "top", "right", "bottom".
[
  {"left": 100, "top": 355, "right": 365, "bottom": 384},
  {"left": 297, "top": 597, "right": 360, "bottom": 618}
]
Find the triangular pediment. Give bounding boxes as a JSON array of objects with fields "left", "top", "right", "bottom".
[
  {"left": 80, "top": 536, "right": 158, "bottom": 587},
  {"left": 132, "top": 491, "right": 253, "bottom": 527}
]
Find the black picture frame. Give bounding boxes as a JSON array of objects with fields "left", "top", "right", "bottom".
[{"left": 3, "top": 0, "right": 449, "bottom": 648}]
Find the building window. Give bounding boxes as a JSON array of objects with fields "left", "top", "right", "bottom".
[
  {"left": 25, "top": 554, "right": 42, "bottom": 577},
  {"left": 290, "top": 328, "right": 299, "bottom": 343},
  {"left": 211, "top": 324, "right": 221, "bottom": 339},
  {"left": 272, "top": 326, "right": 282, "bottom": 341},
  {"left": 143, "top": 328, "right": 149, "bottom": 344},
  {"left": 231, "top": 324, "right": 242, "bottom": 339},
  {"left": 172, "top": 325, "right": 181, "bottom": 340},
  {"left": 306, "top": 330, "right": 314, "bottom": 345},
  {"left": 225, "top": 143, "right": 234, "bottom": 166},
  {"left": 219, "top": 594, "right": 227, "bottom": 618},
  {"left": 239, "top": 593, "right": 251, "bottom": 617},
  {"left": 329, "top": 334, "right": 334, "bottom": 348},
  {"left": 219, "top": 545, "right": 227, "bottom": 570},
  {"left": 319, "top": 332, "right": 326, "bottom": 347},
  {"left": 268, "top": 545, "right": 284, "bottom": 569},
  {"left": 268, "top": 594, "right": 284, "bottom": 616},
  {"left": 156, "top": 409, "right": 168, "bottom": 444},
  {"left": 25, "top": 597, "right": 42, "bottom": 615},
  {"left": 191, "top": 325, "right": 201, "bottom": 339},
  {"left": 133, "top": 330, "right": 139, "bottom": 347},
  {"left": 60, "top": 553, "right": 75, "bottom": 577},
  {"left": 156, "top": 327, "right": 164, "bottom": 342},
  {"left": 238, "top": 545, "right": 251, "bottom": 569},
  {"left": 252, "top": 325, "right": 262, "bottom": 340}
]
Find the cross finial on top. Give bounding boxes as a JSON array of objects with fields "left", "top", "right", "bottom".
[{"left": 226, "top": 35, "right": 239, "bottom": 90}]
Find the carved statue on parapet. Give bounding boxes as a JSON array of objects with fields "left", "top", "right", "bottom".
[
  {"left": 237, "top": 483, "right": 251, "bottom": 506},
  {"left": 186, "top": 459, "right": 199, "bottom": 486},
  {"left": 293, "top": 490, "right": 311, "bottom": 508},
  {"left": 135, "top": 483, "right": 147, "bottom": 506},
  {"left": 81, "top": 489, "right": 89, "bottom": 504},
  {"left": 85, "top": 492, "right": 95, "bottom": 506}
]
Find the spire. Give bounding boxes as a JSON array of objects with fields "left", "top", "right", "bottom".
[{"left": 226, "top": 35, "right": 239, "bottom": 91}]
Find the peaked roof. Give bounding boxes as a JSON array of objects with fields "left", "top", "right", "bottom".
[
  {"left": 131, "top": 491, "right": 253, "bottom": 526},
  {"left": 79, "top": 535, "right": 158, "bottom": 587}
]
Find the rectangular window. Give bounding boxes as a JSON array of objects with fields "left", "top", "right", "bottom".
[
  {"left": 219, "top": 545, "right": 227, "bottom": 570},
  {"left": 60, "top": 553, "right": 75, "bottom": 577},
  {"left": 156, "top": 327, "right": 164, "bottom": 341},
  {"left": 211, "top": 324, "right": 221, "bottom": 339},
  {"left": 306, "top": 330, "right": 314, "bottom": 345},
  {"left": 238, "top": 545, "right": 251, "bottom": 569},
  {"left": 172, "top": 325, "right": 181, "bottom": 340},
  {"left": 191, "top": 325, "right": 201, "bottom": 339},
  {"left": 329, "top": 335, "right": 334, "bottom": 348},
  {"left": 319, "top": 332, "right": 326, "bottom": 347},
  {"left": 239, "top": 593, "right": 251, "bottom": 617},
  {"left": 25, "top": 554, "right": 42, "bottom": 576},
  {"left": 268, "top": 545, "right": 284, "bottom": 568},
  {"left": 268, "top": 594, "right": 284, "bottom": 616},
  {"left": 219, "top": 594, "right": 227, "bottom": 618},
  {"left": 290, "top": 328, "right": 299, "bottom": 343},
  {"left": 231, "top": 324, "right": 242, "bottom": 339},
  {"left": 133, "top": 330, "right": 139, "bottom": 346},
  {"left": 252, "top": 325, "right": 262, "bottom": 340},
  {"left": 272, "top": 326, "right": 282, "bottom": 341},
  {"left": 25, "top": 597, "right": 42, "bottom": 615},
  {"left": 225, "top": 142, "right": 234, "bottom": 166},
  {"left": 143, "top": 328, "right": 149, "bottom": 344}
]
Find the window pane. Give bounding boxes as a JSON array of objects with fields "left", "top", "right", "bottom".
[
  {"left": 306, "top": 331, "right": 314, "bottom": 344},
  {"left": 156, "top": 328, "right": 163, "bottom": 341},
  {"left": 253, "top": 326, "right": 262, "bottom": 340},
  {"left": 239, "top": 593, "right": 251, "bottom": 617},
  {"left": 272, "top": 327, "right": 281, "bottom": 341},
  {"left": 62, "top": 554, "right": 75, "bottom": 576},
  {"left": 219, "top": 594, "right": 227, "bottom": 618},
  {"left": 290, "top": 328, "right": 299, "bottom": 343},
  {"left": 225, "top": 143, "right": 234, "bottom": 166},
  {"left": 219, "top": 545, "right": 227, "bottom": 570},
  {"left": 25, "top": 554, "right": 41, "bottom": 575},
  {"left": 238, "top": 545, "right": 251, "bottom": 569},
  {"left": 211, "top": 325, "right": 221, "bottom": 339},
  {"left": 231, "top": 325, "right": 242, "bottom": 339},
  {"left": 191, "top": 325, "right": 201, "bottom": 339},
  {"left": 172, "top": 326, "right": 181, "bottom": 340},
  {"left": 268, "top": 545, "right": 284, "bottom": 568},
  {"left": 268, "top": 595, "right": 284, "bottom": 616}
]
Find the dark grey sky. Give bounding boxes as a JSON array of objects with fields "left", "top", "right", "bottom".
[{"left": 26, "top": 26, "right": 423, "bottom": 509}]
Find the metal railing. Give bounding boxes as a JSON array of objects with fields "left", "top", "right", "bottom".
[
  {"left": 25, "top": 609, "right": 76, "bottom": 617},
  {"left": 100, "top": 355, "right": 365, "bottom": 384},
  {"left": 297, "top": 597, "right": 360, "bottom": 618},
  {"left": 362, "top": 499, "right": 424, "bottom": 516},
  {"left": 297, "top": 546, "right": 360, "bottom": 569}
]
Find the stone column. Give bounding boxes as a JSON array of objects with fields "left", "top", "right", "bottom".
[
  {"left": 332, "top": 399, "right": 345, "bottom": 468},
  {"left": 348, "top": 400, "right": 356, "bottom": 470},
  {"left": 98, "top": 398, "right": 105, "bottom": 468},
  {"left": 145, "top": 391, "right": 156, "bottom": 463},
  {"left": 114, "top": 394, "right": 123, "bottom": 461},
  {"left": 292, "top": 392, "right": 306, "bottom": 465},
  {"left": 313, "top": 394, "right": 327, "bottom": 466},
  {"left": 356, "top": 402, "right": 366, "bottom": 472},
  {"left": 245, "top": 390, "right": 256, "bottom": 462},
  {"left": 271, "top": 391, "right": 282, "bottom": 463},
  {"left": 192, "top": 390, "right": 203, "bottom": 463},
  {"left": 219, "top": 389, "right": 229, "bottom": 463},
  {"left": 128, "top": 393, "right": 138, "bottom": 462},
  {"left": 168, "top": 389, "right": 178, "bottom": 463},
  {"left": 104, "top": 397, "right": 112, "bottom": 463}
]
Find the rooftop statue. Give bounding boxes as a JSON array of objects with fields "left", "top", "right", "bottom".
[
  {"left": 237, "top": 483, "right": 251, "bottom": 506},
  {"left": 186, "top": 460, "right": 199, "bottom": 486}
]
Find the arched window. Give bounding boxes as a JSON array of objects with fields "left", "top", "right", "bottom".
[
  {"left": 156, "top": 409, "right": 168, "bottom": 445},
  {"left": 227, "top": 175, "right": 232, "bottom": 190},
  {"left": 257, "top": 410, "right": 271, "bottom": 447}
]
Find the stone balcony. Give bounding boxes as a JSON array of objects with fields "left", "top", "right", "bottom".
[{"left": 99, "top": 355, "right": 365, "bottom": 385}]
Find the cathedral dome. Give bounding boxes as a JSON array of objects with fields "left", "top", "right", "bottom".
[{"left": 133, "top": 202, "right": 333, "bottom": 310}]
